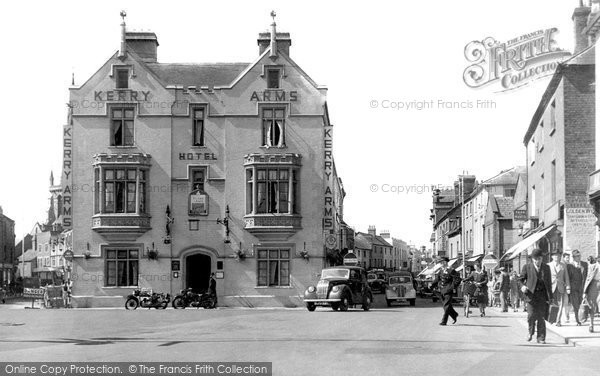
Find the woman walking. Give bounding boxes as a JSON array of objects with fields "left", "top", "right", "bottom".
[
  {"left": 583, "top": 256, "right": 600, "bottom": 333},
  {"left": 467, "top": 262, "right": 488, "bottom": 316}
]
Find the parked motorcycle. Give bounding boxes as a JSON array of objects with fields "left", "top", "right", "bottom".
[
  {"left": 172, "top": 288, "right": 217, "bottom": 309},
  {"left": 125, "top": 289, "right": 171, "bottom": 310}
]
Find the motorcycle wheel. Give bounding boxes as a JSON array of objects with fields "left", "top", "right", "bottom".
[
  {"left": 160, "top": 301, "right": 168, "bottom": 309},
  {"left": 172, "top": 297, "right": 186, "bottom": 309},
  {"left": 125, "top": 298, "right": 139, "bottom": 310}
]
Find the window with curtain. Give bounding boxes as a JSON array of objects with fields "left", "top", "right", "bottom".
[
  {"left": 111, "top": 108, "right": 134, "bottom": 146},
  {"left": 261, "top": 108, "right": 285, "bottom": 147},
  {"left": 257, "top": 249, "right": 290, "bottom": 287},
  {"left": 105, "top": 248, "right": 139, "bottom": 287}
]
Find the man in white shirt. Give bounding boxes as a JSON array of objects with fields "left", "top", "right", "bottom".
[{"left": 548, "top": 250, "right": 570, "bottom": 326}]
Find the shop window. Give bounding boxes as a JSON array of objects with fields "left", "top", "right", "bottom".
[
  {"left": 193, "top": 108, "right": 205, "bottom": 146},
  {"left": 257, "top": 249, "right": 290, "bottom": 287},
  {"left": 262, "top": 108, "right": 285, "bottom": 147},
  {"left": 105, "top": 248, "right": 139, "bottom": 287},
  {"left": 116, "top": 69, "right": 129, "bottom": 89},
  {"left": 96, "top": 167, "right": 147, "bottom": 214},
  {"left": 111, "top": 108, "right": 134, "bottom": 146},
  {"left": 267, "top": 68, "right": 281, "bottom": 89}
]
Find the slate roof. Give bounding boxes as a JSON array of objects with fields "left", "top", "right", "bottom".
[
  {"left": 145, "top": 63, "right": 250, "bottom": 87},
  {"left": 354, "top": 232, "right": 373, "bottom": 250},
  {"left": 495, "top": 197, "right": 514, "bottom": 218}
]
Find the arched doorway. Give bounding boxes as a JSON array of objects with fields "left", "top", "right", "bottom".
[{"left": 186, "top": 253, "right": 211, "bottom": 293}]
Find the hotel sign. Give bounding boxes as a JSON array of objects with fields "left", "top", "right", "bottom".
[
  {"left": 250, "top": 90, "right": 298, "bottom": 102},
  {"left": 62, "top": 117, "right": 73, "bottom": 229},
  {"left": 323, "top": 123, "right": 334, "bottom": 233},
  {"left": 93, "top": 90, "right": 151, "bottom": 101}
]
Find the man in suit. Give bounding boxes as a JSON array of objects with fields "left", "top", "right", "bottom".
[
  {"left": 432, "top": 256, "right": 462, "bottom": 326},
  {"left": 567, "top": 249, "right": 588, "bottom": 325},
  {"left": 548, "top": 249, "right": 571, "bottom": 326},
  {"left": 499, "top": 267, "right": 511, "bottom": 312},
  {"left": 520, "top": 248, "right": 552, "bottom": 344}
]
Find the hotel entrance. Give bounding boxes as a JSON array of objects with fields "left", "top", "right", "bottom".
[{"left": 185, "top": 253, "right": 211, "bottom": 293}]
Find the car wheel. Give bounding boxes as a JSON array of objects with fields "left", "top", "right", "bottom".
[
  {"left": 339, "top": 295, "right": 349, "bottom": 312},
  {"left": 125, "top": 298, "right": 138, "bottom": 310},
  {"left": 386, "top": 299, "right": 392, "bottom": 307},
  {"left": 409, "top": 299, "right": 416, "bottom": 307},
  {"left": 362, "top": 295, "right": 372, "bottom": 311},
  {"left": 331, "top": 304, "right": 339, "bottom": 311},
  {"left": 306, "top": 303, "right": 316, "bottom": 312}
]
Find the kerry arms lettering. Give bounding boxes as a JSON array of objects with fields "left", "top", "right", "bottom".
[
  {"left": 250, "top": 90, "right": 298, "bottom": 102},
  {"left": 94, "top": 90, "right": 151, "bottom": 101}
]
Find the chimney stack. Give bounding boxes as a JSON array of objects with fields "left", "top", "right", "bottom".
[
  {"left": 119, "top": 11, "right": 127, "bottom": 58},
  {"left": 572, "top": 2, "right": 591, "bottom": 54},
  {"left": 368, "top": 225, "right": 377, "bottom": 236},
  {"left": 126, "top": 31, "right": 159, "bottom": 63}
]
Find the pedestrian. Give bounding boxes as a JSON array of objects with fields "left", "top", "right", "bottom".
[
  {"left": 548, "top": 250, "right": 571, "bottom": 327},
  {"left": 510, "top": 271, "right": 521, "bottom": 312},
  {"left": 499, "top": 267, "right": 510, "bottom": 312},
  {"left": 62, "top": 279, "right": 72, "bottom": 308},
  {"left": 492, "top": 270, "right": 502, "bottom": 307},
  {"left": 567, "top": 249, "right": 587, "bottom": 326},
  {"left": 209, "top": 273, "right": 217, "bottom": 303},
  {"left": 467, "top": 262, "right": 488, "bottom": 316},
  {"left": 583, "top": 256, "right": 600, "bottom": 333},
  {"left": 520, "top": 248, "right": 552, "bottom": 344},
  {"left": 432, "top": 256, "right": 461, "bottom": 326}
]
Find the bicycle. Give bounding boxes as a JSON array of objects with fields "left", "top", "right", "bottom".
[{"left": 462, "top": 281, "right": 477, "bottom": 317}]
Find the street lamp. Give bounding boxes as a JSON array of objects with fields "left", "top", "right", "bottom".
[{"left": 216, "top": 205, "right": 231, "bottom": 244}]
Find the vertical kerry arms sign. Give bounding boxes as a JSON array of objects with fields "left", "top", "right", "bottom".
[
  {"left": 62, "top": 109, "right": 73, "bottom": 228},
  {"left": 323, "top": 122, "right": 334, "bottom": 237}
]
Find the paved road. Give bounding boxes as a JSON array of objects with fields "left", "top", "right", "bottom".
[{"left": 0, "top": 296, "right": 598, "bottom": 375}]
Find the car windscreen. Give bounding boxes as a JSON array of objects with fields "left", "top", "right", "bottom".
[
  {"left": 321, "top": 269, "right": 350, "bottom": 280},
  {"left": 389, "top": 276, "right": 412, "bottom": 284},
  {"left": 367, "top": 274, "right": 377, "bottom": 280}
]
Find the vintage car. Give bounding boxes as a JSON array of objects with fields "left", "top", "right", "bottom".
[
  {"left": 367, "top": 271, "right": 387, "bottom": 294},
  {"left": 385, "top": 271, "right": 416, "bottom": 307},
  {"left": 304, "top": 266, "right": 373, "bottom": 312}
]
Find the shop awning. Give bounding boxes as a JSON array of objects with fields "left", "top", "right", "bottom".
[
  {"left": 502, "top": 225, "right": 556, "bottom": 261},
  {"left": 467, "top": 254, "right": 484, "bottom": 263},
  {"left": 418, "top": 263, "right": 442, "bottom": 277}
]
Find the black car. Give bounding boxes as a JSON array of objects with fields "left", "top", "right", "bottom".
[
  {"left": 304, "top": 266, "right": 373, "bottom": 311},
  {"left": 367, "top": 272, "right": 387, "bottom": 293}
]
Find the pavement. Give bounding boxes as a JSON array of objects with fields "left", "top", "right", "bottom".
[
  {"left": 2, "top": 296, "right": 600, "bottom": 375},
  {"left": 488, "top": 305, "right": 600, "bottom": 347}
]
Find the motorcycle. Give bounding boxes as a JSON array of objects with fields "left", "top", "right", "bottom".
[
  {"left": 125, "top": 288, "right": 171, "bottom": 310},
  {"left": 172, "top": 288, "right": 217, "bottom": 309}
]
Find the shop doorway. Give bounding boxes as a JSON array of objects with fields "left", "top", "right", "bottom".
[{"left": 186, "top": 253, "right": 211, "bottom": 293}]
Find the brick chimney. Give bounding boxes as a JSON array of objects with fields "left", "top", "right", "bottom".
[
  {"left": 368, "top": 225, "right": 377, "bottom": 236},
  {"left": 126, "top": 31, "right": 159, "bottom": 63},
  {"left": 573, "top": 1, "right": 591, "bottom": 54},
  {"left": 258, "top": 32, "right": 291, "bottom": 56},
  {"left": 380, "top": 230, "right": 390, "bottom": 239}
]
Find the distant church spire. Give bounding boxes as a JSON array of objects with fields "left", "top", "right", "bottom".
[
  {"left": 269, "top": 11, "right": 278, "bottom": 59},
  {"left": 119, "top": 10, "right": 127, "bottom": 58},
  {"left": 50, "top": 171, "right": 54, "bottom": 186}
]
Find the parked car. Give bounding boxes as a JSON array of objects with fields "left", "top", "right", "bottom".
[
  {"left": 385, "top": 271, "right": 417, "bottom": 307},
  {"left": 303, "top": 266, "right": 373, "bottom": 312},
  {"left": 367, "top": 271, "right": 387, "bottom": 294}
]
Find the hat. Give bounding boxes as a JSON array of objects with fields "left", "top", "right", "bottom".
[
  {"left": 572, "top": 249, "right": 581, "bottom": 256},
  {"left": 436, "top": 256, "right": 449, "bottom": 263},
  {"left": 531, "top": 248, "right": 544, "bottom": 258}
]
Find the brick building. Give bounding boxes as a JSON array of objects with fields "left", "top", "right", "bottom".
[
  {"left": 60, "top": 13, "right": 348, "bottom": 307},
  {"left": 522, "top": 36, "right": 595, "bottom": 258}
]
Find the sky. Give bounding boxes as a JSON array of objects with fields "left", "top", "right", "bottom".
[{"left": 0, "top": 0, "right": 581, "bottom": 247}]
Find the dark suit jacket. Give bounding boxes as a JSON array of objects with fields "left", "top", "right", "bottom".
[
  {"left": 567, "top": 261, "right": 588, "bottom": 293},
  {"left": 519, "top": 262, "right": 552, "bottom": 303},
  {"left": 432, "top": 267, "right": 461, "bottom": 295}
]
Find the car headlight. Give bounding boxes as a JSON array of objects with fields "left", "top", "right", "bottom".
[
  {"left": 307, "top": 286, "right": 316, "bottom": 293},
  {"left": 332, "top": 285, "right": 340, "bottom": 293}
]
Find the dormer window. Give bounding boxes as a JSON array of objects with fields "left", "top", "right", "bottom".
[
  {"left": 267, "top": 68, "right": 281, "bottom": 89},
  {"left": 116, "top": 69, "right": 129, "bottom": 89}
]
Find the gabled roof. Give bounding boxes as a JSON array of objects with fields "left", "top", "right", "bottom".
[
  {"left": 480, "top": 166, "right": 525, "bottom": 187},
  {"left": 374, "top": 236, "right": 392, "bottom": 247},
  {"left": 354, "top": 232, "right": 373, "bottom": 250},
  {"left": 145, "top": 63, "right": 250, "bottom": 87},
  {"left": 494, "top": 196, "right": 514, "bottom": 218}
]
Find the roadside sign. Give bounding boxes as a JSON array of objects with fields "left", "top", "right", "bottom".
[
  {"left": 343, "top": 252, "right": 359, "bottom": 266},
  {"left": 482, "top": 253, "right": 499, "bottom": 270},
  {"left": 63, "top": 249, "right": 74, "bottom": 262},
  {"left": 325, "top": 234, "right": 337, "bottom": 250},
  {"left": 23, "top": 288, "right": 45, "bottom": 299}
]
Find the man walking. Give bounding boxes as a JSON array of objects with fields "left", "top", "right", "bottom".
[
  {"left": 520, "top": 248, "right": 552, "bottom": 344},
  {"left": 567, "top": 249, "right": 588, "bottom": 325},
  {"left": 432, "top": 257, "right": 461, "bottom": 326},
  {"left": 499, "top": 267, "right": 510, "bottom": 312},
  {"left": 548, "top": 250, "right": 571, "bottom": 326}
]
